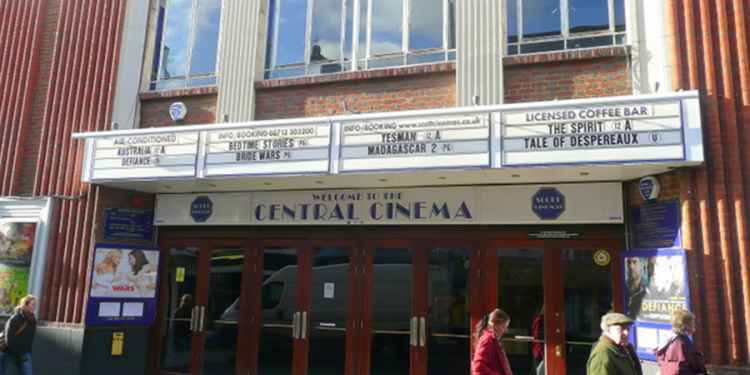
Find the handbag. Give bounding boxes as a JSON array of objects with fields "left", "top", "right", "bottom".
[{"left": 0, "top": 320, "right": 29, "bottom": 352}]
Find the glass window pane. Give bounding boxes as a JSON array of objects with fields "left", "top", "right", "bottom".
[
  {"left": 344, "top": 0, "right": 354, "bottom": 62},
  {"left": 275, "top": 0, "right": 308, "bottom": 66},
  {"left": 371, "top": 0, "right": 403, "bottom": 55},
  {"left": 311, "top": 0, "right": 343, "bottom": 62},
  {"left": 447, "top": 0, "right": 456, "bottom": 49},
  {"left": 258, "top": 247, "right": 298, "bottom": 375},
  {"left": 409, "top": 0, "right": 443, "bottom": 50},
  {"left": 569, "top": 0, "right": 609, "bottom": 33},
  {"left": 161, "top": 0, "right": 193, "bottom": 79},
  {"left": 615, "top": 0, "right": 625, "bottom": 31},
  {"left": 507, "top": 0, "right": 518, "bottom": 43},
  {"left": 190, "top": 0, "right": 222, "bottom": 76},
  {"left": 522, "top": 0, "right": 561, "bottom": 39},
  {"left": 160, "top": 246, "right": 198, "bottom": 373}
]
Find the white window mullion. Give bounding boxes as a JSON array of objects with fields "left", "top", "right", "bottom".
[
  {"left": 271, "top": 0, "right": 281, "bottom": 68},
  {"left": 366, "top": 0, "right": 372, "bottom": 65},
  {"left": 442, "top": 0, "right": 448, "bottom": 51},
  {"left": 608, "top": 0, "right": 615, "bottom": 32},
  {"left": 156, "top": 1, "right": 171, "bottom": 81},
  {"left": 352, "top": 0, "right": 360, "bottom": 70},
  {"left": 304, "top": 0, "right": 314, "bottom": 72},
  {"left": 186, "top": 0, "right": 200, "bottom": 81},
  {"left": 340, "top": 0, "right": 347, "bottom": 66},
  {"left": 561, "top": 0, "right": 569, "bottom": 48},
  {"left": 517, "top": 0, "right": 523, "bottom": 44},
  {"left": 403, "top": 0, "right": 409, "bottom": 57}
]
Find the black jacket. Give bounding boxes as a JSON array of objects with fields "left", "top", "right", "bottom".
[{"left": 4, "top": 309, "right": 36, "bottom": 356}]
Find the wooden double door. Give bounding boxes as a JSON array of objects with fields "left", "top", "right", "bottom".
[{"left": 154, "top": 229, "right": 622, "bottom": 375}]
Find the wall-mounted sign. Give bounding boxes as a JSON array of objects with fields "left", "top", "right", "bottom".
[
  {"left": 639, "top": 176, "right": 661, "bottom": 201},
  {"left": 169, "top": 102, "right": 188, "bottom": 122},
  {"left": 0, "top": 221, "right": 36, "bottom": 316},
  {"left": 104, "top": 208, "right": 154, "bottom": 242},
  {"left": 86, "top": 243, "right": 160, "bottom": 326},
  {"left": 630, "top": 200, "right": 681, "bottom": 250},
  {"left": 91, "top": 132, "right": 199, "bottom": 180},
  {"left": 204, "top": 123, "right": 331, "bottom": 176},
  {"left": 502, "top": 102, "right": 685, "bottom": 165},
  {"left": 190, "top": 196, "right": 213, "bottom": 223},
  {"left": 531, "top": 188, "right": 566, "bottom": 220},
  {"left": 339, "top": 114, "right": 490, "bottom": 171},
  {"left": 155, "top": 183, "right": 623, "bottom": 226}
]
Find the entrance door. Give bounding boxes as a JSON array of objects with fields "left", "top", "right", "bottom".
[{"left": 158, "top": 241, "right": 248, "bottom": 375}]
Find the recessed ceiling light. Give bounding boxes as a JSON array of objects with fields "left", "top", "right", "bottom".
[
  {"left": 315, "top": 180, "right": 324, "bottom": 184},
  {"left": 580, "top": 172, "right": 590, "bottom": 176},
  {"left": 437, "top": 176, "right": 447, "bottom": 180},
  {"left": 511, "top": 174, "right": 520, "bottom": 178},
  {"left": 378, "top": 178, "right": 388, "bottom": 182},
  {"left": 263, "top": 182, "right": 272, "bottom": 186}
]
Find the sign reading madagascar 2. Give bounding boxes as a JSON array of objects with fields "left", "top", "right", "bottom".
[
  {"left": 86, "top": 243, "right": 160, "bottom": 326},
  {"left": 76, "top": 92, "right": 703, "bottom": 182}
]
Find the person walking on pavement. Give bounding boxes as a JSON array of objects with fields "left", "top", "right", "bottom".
[
  {"left": 472, "top": 308, "right": 513, "bottom": 375},
  {"left": 655, "top": 309, "right": 708, "bottom": 375},
  {"left": 586, "top": 312, "right": 642, "bottom": 375},
  {"left": 1, "top": 295, "right": 37, "bottom": 375}
]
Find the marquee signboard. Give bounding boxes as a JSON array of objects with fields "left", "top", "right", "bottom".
[{"left": 502, "top": 101, "right": 685, "bottom": 165}]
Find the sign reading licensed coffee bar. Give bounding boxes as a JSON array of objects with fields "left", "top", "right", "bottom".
[
  {"left": 90, "top": 132, "right": 199, "bottom": 179},
  {"left": 203, "top": 123, "right": 330, "bottom": 176},
  {"left": 339, "top": 114, "right": 490, "bottom": 171},
  {"left": 502, "top": 102, "right": 685, "bottom": 165}
]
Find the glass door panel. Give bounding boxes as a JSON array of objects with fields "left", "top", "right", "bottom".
[
  {"left": 160, "top": 246, "right": 199, "bottom": 374},
  {"left": 562, "top": 248, "right": 612, "bottom": 375},
  {"left": 426, "top": 248, "right": 471, "bottom": 375},
  {"left": 308, "top": 247, "right": 351, "bottom": 375},
  {"left": 201, "top": 248, "right": 245, "bottom": 374},
  {"left": 370, "top": 248, "right": 413, "bottom": 375},
  {"left": 497, "top": 249, "right": 545, "bottom": 375},
  {"left": 258, "top": 247, "right": 299, "bottom": 375}
]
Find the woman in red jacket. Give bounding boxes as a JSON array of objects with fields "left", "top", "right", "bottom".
[
  {"left": 472, "top": 308, "right": 513, "bottom": 375},
  {"left": 655, "top": 309, "right": 707, "bottom": 375}
]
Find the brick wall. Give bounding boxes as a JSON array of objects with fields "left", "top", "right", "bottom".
[{"left": 139, "top": 87, "right": 217, "bottom": 128}]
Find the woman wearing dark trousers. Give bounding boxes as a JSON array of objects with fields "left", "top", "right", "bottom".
[
  {"left": 1, "top": 295, "right": 37, "bottom": 375},
  {"left": 472, "top": 308, "right": 513, "bottom": 375}
]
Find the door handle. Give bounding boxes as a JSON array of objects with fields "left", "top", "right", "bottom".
[
  {"left": 292, "top": 312, "right": 300, "bottom": 339},
  {"left": 410, "top": 317, "right": 418, "bottom": 346},
  {"left": 555, "top": 344, "right": 562, "bottom": 357},
  {"left": 301, "top": 311, "right": 308, "bottom": 340},
  {"left": 197, "top": 305, "right": 206, "bottom": 333},
  {"left": 419, "top": 317, "right": 426, "bottom": 347},
  {"left": 189, "top": 306, "right": 198, "bottom": 332}
]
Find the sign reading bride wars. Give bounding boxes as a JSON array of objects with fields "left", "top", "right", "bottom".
[{"left": 86, "top": 243, "right": 160, "bottom": 326}]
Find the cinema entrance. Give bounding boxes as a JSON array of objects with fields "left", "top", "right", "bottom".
[{"left": 153, "top": 225, "right": 622, "bottom": 375}]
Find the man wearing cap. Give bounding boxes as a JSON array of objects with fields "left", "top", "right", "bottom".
[{"left": 586, "top": 312, "right": 643, "bottom": 375}]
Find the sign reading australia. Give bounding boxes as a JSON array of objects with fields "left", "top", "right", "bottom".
[
  {"left": 91, "top": 132, "right": 199, "bottom": 179},
  {"left": 339, "top": 114, "right": 490, "bottom": 171},
  {"left": 502, "top": 102, "right": 685, "bottom": 165}
]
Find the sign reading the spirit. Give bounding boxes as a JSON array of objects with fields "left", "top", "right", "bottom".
[
  {"left": 204, "top": 123, "right": 330, "bottom": 176},
  {"left": 502, "top": 102, "right": 685, "bottom": 165},
  {"left": 91, "top": 133, "right": 199, "bottom": 179},
  {"left": 339, "top": 114, "right": 490, "bottom": 171}
]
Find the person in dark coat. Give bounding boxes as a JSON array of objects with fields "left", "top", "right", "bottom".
[
  {"left": 472, "top": 308, "right": 513, "bottom": 375},
  {"left": 655, "top": 309, "right": 707, "bottom": 375},
  {"left": 586, "top": 312, "right": 642, "bottom": 375},
  {"left": 1, "top": 295, "right": 37, "bottom": 375}
]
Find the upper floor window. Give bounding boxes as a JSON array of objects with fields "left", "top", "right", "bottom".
[
  {"left": 150, "top": 0, "right": 222, "bottom": 90},
  {"left": 507, "top": 0, "right": 625, "bottom": 55},
  {"left": 265, "top": 0, "right": 456, "bottom": 79}
]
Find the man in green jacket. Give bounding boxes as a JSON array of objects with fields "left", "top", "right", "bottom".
[{"left": 586, "top": 312, "right": 643, "bottom": 375}]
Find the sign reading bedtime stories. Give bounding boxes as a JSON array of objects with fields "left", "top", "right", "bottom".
[
  {"left": 86, "top": 244, "right": 160, "bottom": 326},
  {"left": 204, "top": 123, "right": 330, "bottom": 176},
  {"left": 502, "top": 102, "right": 685, "bottom": 165},
  {"left": 339, "top": 114, "right": 490, "bottom": 171},
  {"left": 91, "top": 132, "right": 199, "bottom": 180}
]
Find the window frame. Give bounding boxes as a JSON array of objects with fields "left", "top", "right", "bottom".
[
  {"left": 265, "top": 0, "right": 456, "bottom": 79},
  {"left": 151, "top": 0, "right": 222, "bottom": 90},
  {"left": 508, "top": 0, "right": 625, "bottom": 56}
]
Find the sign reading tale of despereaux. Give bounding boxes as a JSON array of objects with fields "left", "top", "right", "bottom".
[
  {"left": 91, "top": 132, "right": 199, "bottom": 179},
  {"left": 339, "top": 114, "right": 490, "bottom": 171},
  {"left": 204, "top": 123, "right": 331, "bottom": 176},
  {"left": 87, "top": 244, "right": 160, "bottom": 325},
  {"left": 502, "top": 102, "right": 685, "bottom": 165}
]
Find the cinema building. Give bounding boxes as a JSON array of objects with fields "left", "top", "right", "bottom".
[{"left": 2, "top": 0, "right": 750, "bottom": 374}]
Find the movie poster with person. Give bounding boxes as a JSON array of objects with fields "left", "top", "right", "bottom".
[
  {"left": 87, "top": 243, "right": 160, "bottom": 326},
  {"left": 0, "top": 222, "right": 36, "bottom": 316}
]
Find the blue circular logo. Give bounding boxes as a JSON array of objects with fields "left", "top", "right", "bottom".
[
  {"left": 532, "top": 188, "right": 566, "bottom": 220},
  {"left": 639, "top": 176, "right": 660, "bottom": 201},
  {"left": 190, "top": 196, "right": 213, "bottom": 223},
  {"left": 169, "top": 102, "right": 188, "bottom": 122}
]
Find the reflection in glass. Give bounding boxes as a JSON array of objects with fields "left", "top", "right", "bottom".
[
  {"left": 311, "top": 0, "right": 343, "bottom": 62},
  {"left": 161, "top": 0, "right": 192, "bottom": 79},
  {"left": 569, "top": 0, "right": 609, "bottom": 33},
  {"left": 615, "top": 0, "right": 625, "bottom": 31},
  {"left": 258, "top": 248, "right": 299, "bottom": 375},
  {"left": 370, "top": 248, "right": 412, "bottom": 375},
  {"left": 190, "top": 0, "right": 221, "bottom": 75},
  {"left": 522, "top": 0, "right": 561, "bottom": 38},
  {"left": 563, "top": 249, "right": 612, "bottom": 375},
  {"left": 160, "top": 247, "right": 198, "bottom": 373},
  {"left": 308, "top": 248, "right": 351, "bottom": 375},
  {"left": 202, "top": 248, "right": 244, "bottom": 374},
  {"left": 497, "top": 249, "right": 544, "bottom": 375},
  {"left": 447, "top": 0, "right": 456, "bottom": 49},
  {"left": 507, "top": 0, "right": 518, "bottom": 43},
  {"left": 427, "top": 248, "right": 471, "bottom": 375},
  {"left": 273, "top": 0, "right": 308, "bottom": 66},
  {"left": 410, "top": 0, "right": 443, "bottom": 50},
  {"left": 371, "top": 0, "right": 403, "bottom": 55}
]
